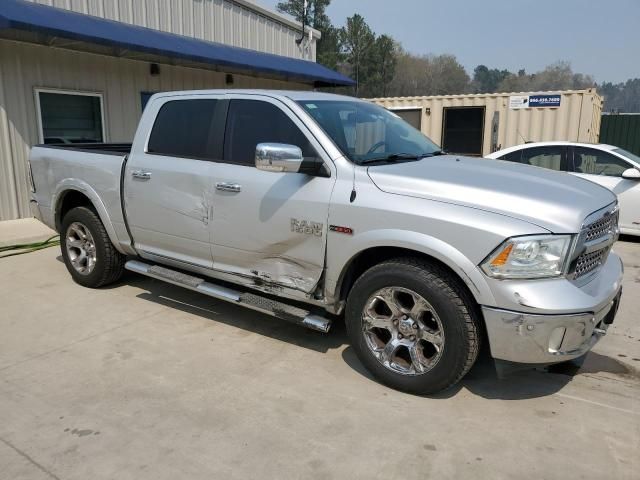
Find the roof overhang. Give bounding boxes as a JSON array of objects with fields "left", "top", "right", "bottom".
[{"left": 0, "top": 0, "right": 354, "bottom": 88}]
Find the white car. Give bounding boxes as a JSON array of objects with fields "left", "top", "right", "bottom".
[{"left": 487, "top": 141, "right": 640, "bottom": 235}]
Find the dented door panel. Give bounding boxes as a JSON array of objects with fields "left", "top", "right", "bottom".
[
  {"left": 210, "top": 163, "right": 334, "bottom": 293},
  {"left": 124, "top": 154, "right": 215, "bottom": 268}
]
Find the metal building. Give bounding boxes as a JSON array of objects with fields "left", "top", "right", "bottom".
[
  {"left": 0, "top": 0, "right": 354, "bottom": 221},
  {"left": 371, "top": 89, "right": 603, "bottom": 158},
  {"left": 600, "top": 113, "right": 640, "bottom": 156}
]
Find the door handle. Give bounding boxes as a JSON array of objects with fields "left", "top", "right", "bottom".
[
  {"left": 132, "top": 170, "right": 152, "bottom": 180},
  {"left": 216, "top": 182, "right": 242, "bottom": 193}
]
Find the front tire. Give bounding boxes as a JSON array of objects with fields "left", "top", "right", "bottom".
[
  {"left": 60, "top": 206, "right": 125, "bottom": 288},
  {"left": 345, "top": 258, "right": 480, "bottom": 394}
]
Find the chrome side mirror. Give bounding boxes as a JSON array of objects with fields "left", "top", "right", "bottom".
[
  {"left": 622, "top": 168, "right": 640, "bottom": 180},
  {"left": 255, "top": 143, "right": 303, "bottom": 173}
]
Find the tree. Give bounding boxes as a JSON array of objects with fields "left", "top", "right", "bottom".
[
  {"left": 276, "top": 0, "right": 337, "bottom": 68},
  {"left": 339, "top": 14, "right": 375, "bottom": 96},
  {"left": 497, "top": 72, "right": 533, "bottom": 92},
  {"left": 599, "top": 78, "right": 640, "bottom": 113},
  {"left": 387, "top": 52, "right": 470, "bottom": 97},
  {"left": 387, "top": 50, "right": 428, "bottom": 96},
  {"left": 472, "top": 65, "right": 511, "bottom": 93},
  {"left": 276, "top": 0, "right": 331, "bottom": 29},
  {"left": 497, "top": 62, "right": 594, "bottom": 93},
  {"left": 533, "top": 61, "right": 594, "bottom": 90},
  {"left": 424, "top": 54, "right": 471, "bottom": 95},
  {"left": 363, "top": 35, "right": 398, "bottom": 97},
  {"left": 317, "top": 25, "right": 342, "bottom": 70}
]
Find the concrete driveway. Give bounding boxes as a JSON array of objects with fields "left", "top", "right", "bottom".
[{"left": 0, "top": 239, "right": 638, "bottom": 480}]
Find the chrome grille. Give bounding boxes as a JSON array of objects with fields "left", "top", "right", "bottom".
[
  {"left": 574, "top": 248, "right": 608, "bottom": 279},
  {"left": 585, "top": 210, "right": 619, "bottom": 242},
  {"left": 570, "top": 206, "right": 618, "bottom": 281}
]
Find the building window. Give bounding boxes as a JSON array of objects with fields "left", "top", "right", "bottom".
[{"left": 35, "top": 89, "right": 105, "bottom": 144}]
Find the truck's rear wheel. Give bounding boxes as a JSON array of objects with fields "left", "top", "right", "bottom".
[
  {"left": 345, "top": 258, "right": 480, "bottom": 394},
  {"left": 61, "top": 206, "right": 125, "bottom": 288}
]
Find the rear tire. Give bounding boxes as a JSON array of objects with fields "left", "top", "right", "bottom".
[
  {"left": 345, "top": 257, "right": 480, "bottom": 394},
  {"left": 60, "top": 206, "right": 125, "bottom": 288}
]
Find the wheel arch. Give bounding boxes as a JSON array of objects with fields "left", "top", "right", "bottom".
[
  {"left": 328, "top": 232, "right": 496, "bottom": 311},
  {"left": 53, "top": 182, "right": 124, "bottom": 254}
]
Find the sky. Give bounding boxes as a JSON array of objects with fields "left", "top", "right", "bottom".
[{"left": 257, "top": 0, "right": 639, "bottom": 83}]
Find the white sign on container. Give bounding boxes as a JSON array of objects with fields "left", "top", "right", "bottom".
[{"left": 509, "top": 95, "right": 529, "bottom": 109}]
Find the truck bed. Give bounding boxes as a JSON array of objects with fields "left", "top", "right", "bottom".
[{"left": 29, "top": 143, "right": 133, "bottom": 252}]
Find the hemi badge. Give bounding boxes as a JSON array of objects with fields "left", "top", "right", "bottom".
[{"left": 330, "top": 225, "right": 353, "bottom": 235}]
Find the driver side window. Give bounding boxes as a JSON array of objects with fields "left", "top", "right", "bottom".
[
  {"left": 223, "top": 99, "right": 317, "bottom": 166},
  {"left": 572, "top": 147, "right": 630, "bottom": 177}
]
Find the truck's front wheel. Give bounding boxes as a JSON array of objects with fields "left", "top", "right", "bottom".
[
  {"left": 61, "top": 206, "right": 125, "bottom": 288},
  {"left": 345, "top": 258, "right": 480, "bottom": 394}
]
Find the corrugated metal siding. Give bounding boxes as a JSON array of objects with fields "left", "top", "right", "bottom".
[
  {"left": 600, "top": 114, "right": 640, "bottom": 156},
  {"left": 0, "top": 40, "right": 310, "bottom": 221},
  {"left": 25, "top": 0, "right": 316, "bottom": 60},
  {"left": 371, "top": 89, "right": 603, "bottom": 155}
]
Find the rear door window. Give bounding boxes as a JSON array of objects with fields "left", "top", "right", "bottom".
[
  {"left": 519, "top": 146, "right": 567, "bottom": 171},
  {"left": 147, "top": 99, "right": 219, "bottom": 160},
  {"left": 223, "top": 99, "right": 316, "bottom": 166},
  {"left": 572, "top": 147, "right": 631, "bottom": 177},
  {"left": 498, "top": 150, "right": 522, "bottom": 162}
]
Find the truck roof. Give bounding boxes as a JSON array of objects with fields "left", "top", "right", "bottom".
[{"left": 150, "top": 89, "right": 366, "bottom": 103}]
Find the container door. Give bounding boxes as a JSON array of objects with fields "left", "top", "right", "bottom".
[{"left": 442, "top": 106, "right": 486, "bottom": 156}]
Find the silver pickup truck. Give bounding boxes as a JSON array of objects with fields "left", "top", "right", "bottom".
[{"left": 29, "top": 90, "right": 623, "bottom": 394}]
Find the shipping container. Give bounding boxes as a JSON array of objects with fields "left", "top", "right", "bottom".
[{"left": 370, "top": 89, "right": 603, "bottom": 157}]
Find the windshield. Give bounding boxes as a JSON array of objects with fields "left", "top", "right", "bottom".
[
  {"left": 297, "top": 100, "right": 440, "bottom": 164},
  {"left": 614, "top": 148, "right": 640, "bottom": 165}
]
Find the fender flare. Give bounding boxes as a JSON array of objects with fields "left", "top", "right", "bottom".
[
  {"left": 52, "top": 180, "right": 126, "bottom": 255},
  {"left": 327, "top": 229, "right": 496, "bottom": 307}
]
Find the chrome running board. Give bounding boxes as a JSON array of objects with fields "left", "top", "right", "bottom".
[{"left": 125, "top": 260, "right": 332, "bottom": 333}]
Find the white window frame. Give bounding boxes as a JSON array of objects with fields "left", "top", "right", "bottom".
[{"left": 34, "top": 87, "right": 107, "bottom": 144}]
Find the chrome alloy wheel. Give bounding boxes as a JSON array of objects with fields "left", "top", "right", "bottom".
[
  {"left": 362, "top": 287, "right": 445, "bottom": 375},
  {"left": 65, "top": 222, "right": 97, "bottom": 275}
]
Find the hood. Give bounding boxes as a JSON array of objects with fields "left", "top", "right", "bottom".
[{"left": 367, "top": 155, "right": 616, "bottom": 233}]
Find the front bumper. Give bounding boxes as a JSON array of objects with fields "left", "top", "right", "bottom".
[{"left": 482, "top": 253, "right": 623, "bottom": 364}]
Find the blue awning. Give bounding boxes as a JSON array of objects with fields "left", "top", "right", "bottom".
[{"left": 0, "top": 0, "right": 354, "bottom": 87}]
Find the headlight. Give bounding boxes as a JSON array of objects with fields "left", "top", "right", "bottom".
[{"left": 481, "top": 235, "right": 573, "bottom": 279}]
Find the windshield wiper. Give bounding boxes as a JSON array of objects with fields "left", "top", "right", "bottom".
[{"left": 359, "top": 152, "right": 432, "bottom": 165}]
